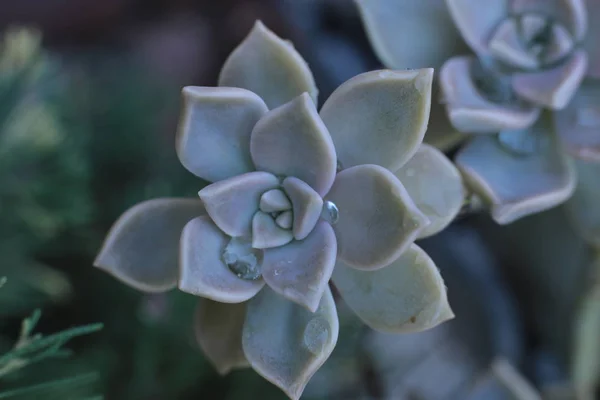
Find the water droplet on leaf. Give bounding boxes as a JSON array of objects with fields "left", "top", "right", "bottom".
[
  {"left": 321, "top": 201, "right": 339, "bottom": 224},
  {"left": 222, "top": 237, "right": 263, "bottom": 280},
  {"left": 303, "top": 317, "right": 330, "bottom": 355}
]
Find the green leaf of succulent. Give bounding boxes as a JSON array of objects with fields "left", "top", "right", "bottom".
[
  {"left": 512, "top": 50, "right": 588, "bottom": 110},
  {"left": 394, "top": 144, "right": 465, "bottom": 238},
  {"left": 455, "top": 119, "right": 576, "bottom": 224},
  {"left": 179, "top": 216, "right": 265, "bottom": 302},
  {"left": 332, "top": 244, "right": 453, "bottom": 333},
  {"left": 261, "top": 221, "right": 336, "bottom": 312},
  {"left": 440, "top": 56, "right": 540, "bottom": 133},
  {"left": 250, "top": 93, "right": 336, "bottom": 196},
  {"left": 251, "top": 211, "right": 294, "bottom": 249},
  {"left": 554, "top": 78, "right": 600, "bottom": 162},
  {"left": 176, "top": 86, "right": 267, "bottom": 183},
  {"left": 242, "top": 287, "right": 338, "bottom": 400},
  {"left": 198, "top": 171, "right": 279, "bottom": 238},
  {"left": 320, "top": 69, "right": 433, "bottom": 172},
  {"left": 282, "top": 177, "right": 323, "bottom": 241},
  {"left": 355, "top": 0, "right": 468, "bottom": 70},
  {"left": 94, "top": 198, "right": 205, "bottom": 292},
  {"left": 445, "top": 0, "right": 508, "bottom": 57},
  {"left": 194, "top": 299, "right": 249, "bottom": 375},
  {"left": 564, "top": 158, "right": 600, "bottom": 246},
  {"left": 218, "top": 21, "right": 318, "bottom": 110},
  {"left": 325, "top": 164, "right": 429, "bottom": 271}
]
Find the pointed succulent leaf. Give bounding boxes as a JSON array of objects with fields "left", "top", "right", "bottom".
[
  {"left": 325, "top": 164, "right": 429, "bottom": 271},
  {"left": 242, "top": 287, "right": 339, "bottom": 400},
  {"left": 488, "top": 19, "right": 540, "bottom": 69},
  {"left": 218, "top": 21, "right": 317, "bottom": 109},
  {"left": 512, "top": 50, "right": 588, "bottom": 110},
  {"left": 320, "top": 69, "right": 433, "bottom": 171},
  {"left": 198, "top": 171, "right": 279, "bottom": 237},
  {"left": 252, "top": 211, "right": 294, "bottom": 249},
  {"left": 94, "top": 198, "right": 205, "bottom": 292},
  {"left": 176, "top": 87, "right": 267, "bottom": 182},
  {"left": 511, "top": 0, "right": 587, "bottom": 42},
  {"left": 455, "top": 125, "right": 576, "bottom": 224},
  {"left": 194, "top": 299, "right": 249, "bottom": 375},
  {"left": 179, "top": 216, "right": 265, "bottom": 302},
  {"left": 261, "top": 221, "right": 336, "bottom": 312},
  {"left": 554, "top": 79, "right": 600, "bottom": 162},
  {"left": 282, "top": 177, "right": 323, "bottom": 240},
  {"left": 332, "top": 244, "right": 453, "bottom": 333},
  {"left": 440, "top": 56, "right": 540, "bottom": 133},
  {"left": 445, "top": 0, "right": 508, "bottom": 56},
  {"left": 564, "top": 159, "right": 600, "bottom": 247},
  {"left": 355, "top": 0, "right": 468, "bottom": 70},
  {"left": 584, "top": 0, "right": 600, "bottom": 78},
  {"left": 394, "top": 144, "right": 465, "bottom": 238},
  {"left": 260, "top": 189, "right": 292, "bottom": 213},
  {"left": 250, "top": 93, "right": 336, "bottom": 196}
]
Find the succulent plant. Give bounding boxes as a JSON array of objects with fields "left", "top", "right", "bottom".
[
  {"left": 357, "top": 0, "right": 600, "bottom": 225},
  {"left": 93, "top": 21, "right": 465, "bottom": 399}
]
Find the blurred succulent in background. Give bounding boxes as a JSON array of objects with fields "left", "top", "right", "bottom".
[
  {"left": 94, "top": 21, "right": 465, "bottom": 399},
  {"left": 357, "top": 0, "right": 600, "bottom": 225}
]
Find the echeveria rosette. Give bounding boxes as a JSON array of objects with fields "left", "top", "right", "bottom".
[
  {"left": 357, "top": 0, "right": 600, "bottom": 225},
  {"left": 93, "top": 21, "right": 463, "bottom": 400}
]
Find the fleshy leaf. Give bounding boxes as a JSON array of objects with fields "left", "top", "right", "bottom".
[
  {"left": 198, "top": 171, "right": 279, "bottom": 237},
  {"left": 440, "top": 56, "right": 540, "bottom": 133},
  {"left": 320, "top": 69, "right": 433, "bottom": 171},
  {"left": 179, "top": 216, "right": 265, "bottom": 302},
  {"left": 94, "top": 198, "right": 205, "bottom": 292},
  {"left": 282, "top": 177, "right": 323, "bottom": 241},
  {"left": 511, "top": 0, "right": 587, "bottom": 42},
  {"left": 554, "top": 79, "right": 600, "bottom": 162},
  {"left": 176, "top": 86, "right": 267, "bottom": 182},
  {"left": 260, "top": 189, "right": 292, "bottom": 213},
  {"left": 488, "top": 18, "right": 539, "bottom": 70},
  {"left": 261, "top": 221, "right": 337, "bottom": 312},
  {"left": 455, "top": 122, "right": 576, "bottom": 224},
  {"left": 584, "top": 0, "right": 600, "bottom": 78},
  {"left": 252, "top": 211, "right": 294, "bottom": 249},
  {"left": 332, "top": 243, "right": 453, "bottom": 333},
  {"left": 276, "top": 211, "right": 293, "bottom": 230},
  {"left": 250, "top": 93, "right": 336, "bottom": 196},
  {"left": 194, "top": 299, "right": 249, "bottom": 375},
  {"left": 242, "top": 287, "right": 339, "bottom": 400},
  {"left": 218, "top": 21, "right": 318, "bottom": 109},
  {"left": 445, "top": 0, "right": 508, "bottom": 56},
  {"left": 325, "top": 164, "right": 429, "bottom": 271},
  {"left": 564, "top": 159, "right": 600, "bottom": 247},
  {"left": 394, "top": 144, "right": 465, "bottom": 238},
  {"left": 355, "top": 0, "right": 468, "bottom": 70},
  {"left": 544, "top": 23, "right": 576, "bottom": 65},
  {"left": 512, "top": 50, "right": 588, "bottom": 110}
]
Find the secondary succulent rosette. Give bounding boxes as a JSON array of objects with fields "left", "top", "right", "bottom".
[
  {"left": 94, "top": 21, "right": 464, "bottom": 399},
  {"left": 357, "top": 0, "right": 600, "bottom": 225}
]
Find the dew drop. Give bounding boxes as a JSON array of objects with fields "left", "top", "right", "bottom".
[
  {"left": 303, "top": 317, "right": 330, "bottom": 355},
  {"left": 321, "top": 201, "right": 339, "bottom": 224},
  {"left": 336, "top": 160, "right": 343, "bottom": 172},
  {"left": 222, "top": 237, "right": 263, "bottom": 280}
]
